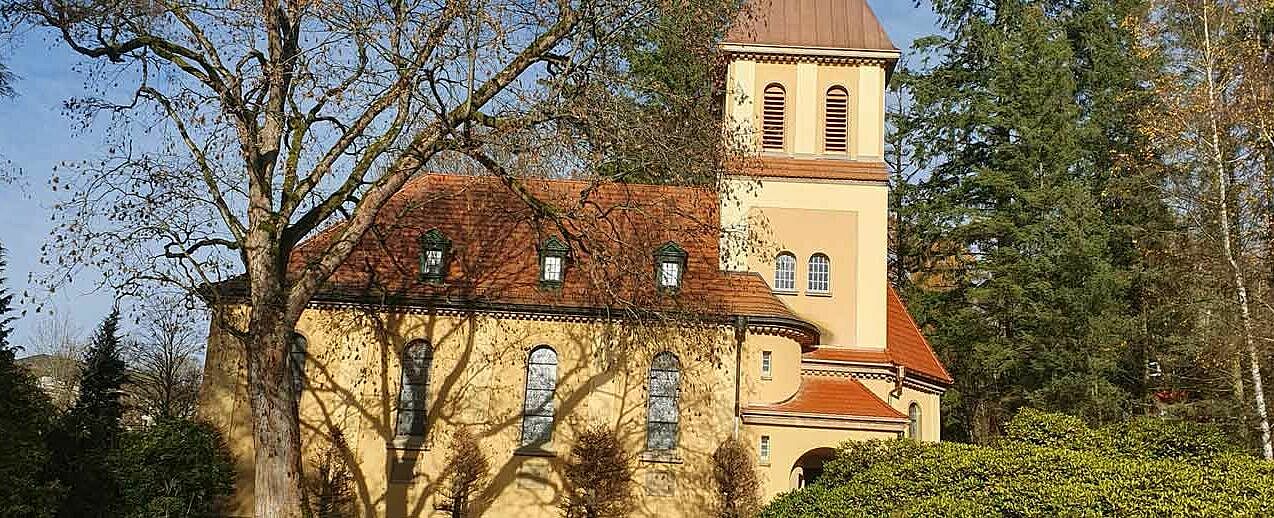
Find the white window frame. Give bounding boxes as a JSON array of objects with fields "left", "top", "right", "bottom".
[
  {"left": 774, "top": 253, "right": 797, "bottom": 292},
  {"left": 808, "top": 253, "right": 830, "bottom": 293},
  {"left": 659, "top": 261, "right": 681, "bottom": 288},
  {"left": 761, "top": 351, "right": 773, "bottom": 380},
  {"left": 542, "top": 255, "right": 563, "bottom": 283},
  {"left": 759, "top": 435, "right": 771, "bottom": 464}
]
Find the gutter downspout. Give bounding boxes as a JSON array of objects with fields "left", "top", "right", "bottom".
[
  {"left": 890, "top": 365, "right": 907, "bottom": 399},
  {"left": 733, "top": 315, "right": 748, "bottom": 438}
]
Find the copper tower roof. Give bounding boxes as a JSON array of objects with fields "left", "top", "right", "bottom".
[{"left": 724, "top": 0, "right": 897, "bottom": 52}]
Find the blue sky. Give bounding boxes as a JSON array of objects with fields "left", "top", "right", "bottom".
[{"left": 0, "top": 1, "right": 940, "bottom": 350}]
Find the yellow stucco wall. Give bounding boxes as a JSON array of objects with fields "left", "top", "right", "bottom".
[
  {"left": 199, "top": 305, "right": 942, "bottom": 517},
  {"left": 720, "top": 178, "right": 889, "bottom": 349},
  {"left": 726, "top": 60, "right": 886, "bottom": 159}
]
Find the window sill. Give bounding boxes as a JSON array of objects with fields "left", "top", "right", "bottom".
[
  {"left": 639, "top": 450, "right": 684, "bottom": 464},
  {"left": 772, "top": 289, "right": 798, "bottom": 296},
  {"left": 806, "top": 291, "right": 832, "bottom": 298},
  {"left": 513, "top": 446, "right": 557, "bottom": 458},
  {"left": 758, "top": 460, "right": 771, "bottom": 467},
  {"left": 761, "top": 375, "right": 773, "bottom": 381},
  {"left": 386, "top": 437, "right": 429, "bottom": 451}
]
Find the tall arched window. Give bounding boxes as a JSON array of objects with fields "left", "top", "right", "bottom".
[
  {"left": 646, "top": 352, "right": 681, "bottom": 450},
  {"left": 908, "top": 403, "right": 922, "bottom": 439},
  {"left": 521, "top": 346, "right": 558, "bottom": 448},
  {"left": 395, "top": 340, "right": 433, "bottom": 437},
  {"left": 289, "top": 333, "right": 308, "bottom": 394},
  {"left": 824, "top": 86, "right": 849, "bottom": 153},
  {"left": 774, "top": 252, "right": 797, "bottom": 292},
  {"left": 808, "top": 253, "right": 830, "bottom": 293},
  {"left": 762, "top": 83, "right": 787, "bottom": 151}
]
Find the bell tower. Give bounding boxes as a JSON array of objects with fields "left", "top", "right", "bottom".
[{"left": 719, "top": 0, "right": 899, "bottom": 349}]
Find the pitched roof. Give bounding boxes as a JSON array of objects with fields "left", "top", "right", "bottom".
[
  {"left": 724, "top": 0, "right": 897, "bottom": 52},
  {"left": 803, "top": 287, "right": 953, "bottom": 385},
  {"left": 282, "top": 174, "right": 818, "bottom": 343},
  {"left": 746, "top": 375, "right": 905, "bottom": 419}
]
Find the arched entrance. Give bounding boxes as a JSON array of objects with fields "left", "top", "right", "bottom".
[{"left": 790, "top": 447, "right": 837, "bottom": 489}]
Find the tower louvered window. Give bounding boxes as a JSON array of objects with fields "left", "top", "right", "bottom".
[
  {"left": 824, "top": 86, "right": 849, "bottom": 153},
  {"left": 762, "top": 83, "right": 787, "bottom": 151}
]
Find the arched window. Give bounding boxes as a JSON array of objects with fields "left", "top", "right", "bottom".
[
  {"left": 908, "top": 403, "right": 922, "bottom": 439},
  {"left": 646, "top": 352, "right": 681, "bottom": 450},
  {"left": 289, "top": 333, "right": 308, "bottom": 394},
  {"left": 762, "top": 83, "right": 787, "bottom": 151},
  {"left": 395, "top": 340, "right": 433, "bottom": 437},
  {"left": 824, "top": 86, "right": 849, "bottom": 153},
  {"left": 808, "top": 253, "right": 830, "bottom": 293},
  {"left": 521, "top": 346, "right": 558, "bottom": 448},
  {"left": 774, "top": 252, "right": 797, "bottom": 292}
]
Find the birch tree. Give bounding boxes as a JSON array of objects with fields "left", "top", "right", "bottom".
[{"left": 1146, "top": 0, "right": 1273, "bottom": 459}]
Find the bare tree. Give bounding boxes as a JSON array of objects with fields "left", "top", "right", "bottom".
[
  {"left": 127, "top": 297, "right": 203, "bottom": 422},
  {"left": 28, "top": 310, "right": 85, "bottom": 410},
  {"left": 4, "top": 0, "right": 742, "bottom": 513}
]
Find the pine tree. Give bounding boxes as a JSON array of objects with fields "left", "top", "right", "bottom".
[
  {"left": 896, "top": 0, "right": 1181, "bottom": 442},
  {"left": 51, "top": 307, "right": 127, "bottom": 517},
  {"left": 0, "top": 244, "right": 64, "bottom": 517}
]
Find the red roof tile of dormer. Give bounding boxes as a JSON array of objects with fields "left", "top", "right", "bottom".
[{"left": 272, "top": 173, "right": 819, "bottom": 344}]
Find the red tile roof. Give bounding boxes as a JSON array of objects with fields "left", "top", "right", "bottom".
[
  {"left": 746, "top": 375, "right": 905, "bottom": 419},
  {"left": 724, "top": 0, "right": 897, "bottom": 52},
  {"left": 885, "top": 288, "right": 952, "bottom": 384},
  {"left": 802, "top": 287, "right": 953, "bottom": 385},
  {"left": 283, "top": 174, "right": 818, "bottom": 342}
]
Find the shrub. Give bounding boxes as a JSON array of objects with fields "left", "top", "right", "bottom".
[
  {"left": 309, "top": 427, "right": 356, "bottom": 518},
  {"left": 109, "top": 419, "right": 235, "bottom": 518},
  {"left": 442, "top": 428, "right": 489, "bottom": 518},
  {"left": 761, "top": 411, "right": 1274, "bottom": 518},
  {"left": 560, "top": 426, "right": 632, "bottom": 518},
  {"left": 0, "top": 347, "right": 64, "bottom": 517},
  {"left": 712, "top": 438, "right": 759, "bottom": 518}
]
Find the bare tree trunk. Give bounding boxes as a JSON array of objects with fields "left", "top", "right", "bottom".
[
  {"left": 1203, "top": 5, "right": 1273, "bottom": 459},
  {"left": 246, "top": 307, "right": 307, "bottom": 517},
  {"left": 243, "top": 232, "right": 308, "bottom": 516}
]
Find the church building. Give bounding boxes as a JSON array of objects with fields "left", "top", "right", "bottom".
[{"left": 197, "top": 0, "right": 951, "bottom": 515}]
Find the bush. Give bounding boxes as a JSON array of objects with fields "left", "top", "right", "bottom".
[
  {"left": 712, "top": 438, "right": 759, "bottom": 518},
  {"left": 309, "top": 427, "right": 356, "bottom": 518},
  {"left": 0, "top": 350, "right": 64, "bottom": 518},
  {"left": 560, "top": 426, "right": 632, "bottom": 518},
  {"left": 109, "top": 419, "right": 234, "bottom": 518},
  {"left": 761, "top": 411, "right": 1274, "bottom": 518},
  {"left": 442, "top": 428, "right": 489, "bottom": 518}
]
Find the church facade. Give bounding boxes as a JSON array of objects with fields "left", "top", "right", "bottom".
[{"left": 197, "top": 1, "right": 951, "bottom": 516}]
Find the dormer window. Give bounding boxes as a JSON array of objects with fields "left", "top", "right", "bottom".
[
  {"left": 654, "top": 242, "right": 688, "bottom": 292},
  {"left": 419, "top": 229, "right": 451, "bottom": 284},
  {"left": 539, "top": 236, "right": 569, "bottom": 287}
]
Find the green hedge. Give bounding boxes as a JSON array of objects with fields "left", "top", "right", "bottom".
[
  {"left": 761, "top": 411, "right": 1274, "bottom": 518},
  {"left": 109, "top": 419, "right": 235, "bottom": 518}
]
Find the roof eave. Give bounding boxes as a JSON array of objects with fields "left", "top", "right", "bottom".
[{"left": 720, "top": 43, "right": 901, "bottom": 62}]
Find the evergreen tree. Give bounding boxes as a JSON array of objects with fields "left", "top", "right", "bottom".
[
  {"left": 51, "top": 307, "right": 127, "bottom": 518},
  {"left": 895, "top": 0, "right": 1182, "bottom": 442},
  {"left": 0, "top": 244, "right": 64, "bottom": 517}
]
